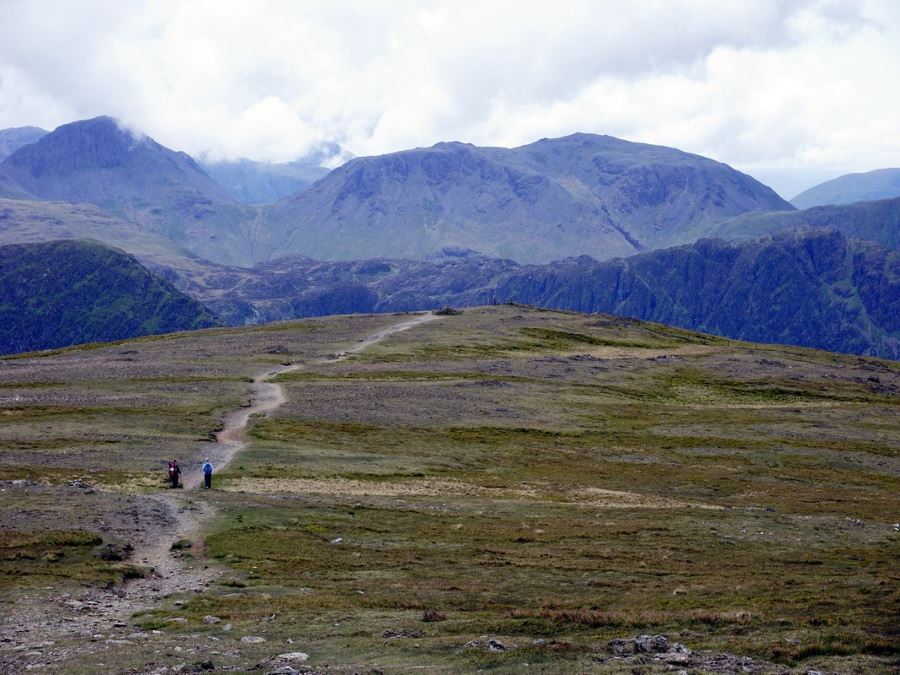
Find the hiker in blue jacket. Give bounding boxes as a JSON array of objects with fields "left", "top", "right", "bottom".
[{"left": 202, "top": 458, "right": 213, "bottom": 489}]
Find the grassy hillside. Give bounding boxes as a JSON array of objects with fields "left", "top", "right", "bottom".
[
  {"left": 0, "top": 307, "right": 897, "bottom": 673},
  {"left": 0, "top": 239, "right": 220, "bottom": 354}
]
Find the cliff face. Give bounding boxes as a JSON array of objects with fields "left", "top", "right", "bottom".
[
  {"left": 161, "top": 231, "right": 899, "bottom": 359},
  {"left": 485, "top": 230, "right": 899, "bottom": 358}
]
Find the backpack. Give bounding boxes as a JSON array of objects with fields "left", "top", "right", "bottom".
[{"left": 169, "top": 462, "right": 176, "bottom": 477}]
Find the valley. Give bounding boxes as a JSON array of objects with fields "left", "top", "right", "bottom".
[{"left": 2, "top": 117, "right": 898, "bottom": 361}]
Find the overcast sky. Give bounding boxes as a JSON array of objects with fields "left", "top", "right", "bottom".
[{"left": 1, "top": 0, "right": 898, "bottom": 184}]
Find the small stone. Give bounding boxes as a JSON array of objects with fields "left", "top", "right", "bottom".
[
  {"left": 265, "top": 668, "right": 298, "bottom": 675},
  {"left": 203, "top": 616, "right": 221, "bottom": 625},
  {"left": 241, "top": 636, "right": 266, "bottom": 643},
  {"left": 222, "top": 623, "right": 233, "bottom": 632},
  {"left": 330, "top": 537, "right": 343, "bottom": 544},
  {"left": 277, "top": 652, "right": 309, "bottom": 661}
]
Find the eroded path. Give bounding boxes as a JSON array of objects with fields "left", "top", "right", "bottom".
[{"left": 0, "top": 312, "right": 439, "bottom": 672}]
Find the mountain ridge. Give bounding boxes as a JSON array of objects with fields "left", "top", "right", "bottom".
[
  {"left": 0, "top": 239, "right": 220, "bottom": 354},
  {"left": 792, "top": 168, "right": 900, "bottom": 209},
  {"left": 264, "top": 132, "right": 794, "bottom": 263}
]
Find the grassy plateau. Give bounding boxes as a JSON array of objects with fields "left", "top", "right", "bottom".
[{"left": 0, "top": 306, "right": 897, "bottom": 673}]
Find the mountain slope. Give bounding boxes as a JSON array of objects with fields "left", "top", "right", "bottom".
[
  {"left": 265, "top": 133, "right": 792, "bottom": 264},
  {"left": 164, "top": 230, "right": 898, "bottom": 358},
  {"left": 0, "top": 239, "right": 219, "bottom": 354},
  {"left": 0, "top": 126, "right": 48, "bottom": 161},
  {"left": 482, "top": 230, "right": 899, "bottom": 358},
  {"left": 0, "top": 197, "right": 198, "bottom": 263},
  {"left": 706, "top": 197, "right": 900, "bottom": 251},
  {"left": 792, "top": 168, "right": 900, "bottom": 208},
  {"left": 0, "top": 117, "right": 262, "bottom": 266}
]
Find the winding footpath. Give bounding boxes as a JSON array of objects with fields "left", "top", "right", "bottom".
[
  {"left": 0, "top": 312, "right": 440, "bottom": 671},
  {"left": 152, "top": 312, "right": 441, "bottom": 587}
]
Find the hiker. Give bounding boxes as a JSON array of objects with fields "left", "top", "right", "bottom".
[
  {"left": 202, "top": 458, "right": 213, "bottom": 489},
  {"left": 168, "top": 460, "right": 181, "bottom": 489}
]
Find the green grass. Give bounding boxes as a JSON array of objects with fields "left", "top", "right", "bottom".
[
  {"left": 3, "top": 306, "right": 898, "bottom": 673},
  {"left": 0, "top": 530, "right": 144, "bottom": 589}
]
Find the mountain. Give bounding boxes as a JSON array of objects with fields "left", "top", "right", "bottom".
[
  {"left": 265, "top": 133, "right": 793, "bottom": 264},
  {"left": 792, "top": 168, "right": 900, "bottom": 208},
  {"left": 707, "top": 197, "right": 900, "bottom": 251},
  {"left": 201, "top": 157, "right": 329, "bottom": 203},
  {"left": 167, "top": 247, "right": 519, "bottom": 324},
  {"left": 163, "top": 230, "right": 898, "bottom": 358},
  {"left": 0, "top": 116, "right": 261, "bottom": 266},
  {"left": 0, "top": 126, "right": 48, "bottom": 161},
  {"left": 0, "top": 239, "right": 219, "bottom": 355},
  {"left": 0, "top": 122, "right": 792, "bottom": 266},
  {"left": 480, "top": 230, "right": 900, "bottom": 359}
]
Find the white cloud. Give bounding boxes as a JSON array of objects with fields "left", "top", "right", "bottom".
[{"left": 0, "top": 0, "right": 897, "bottom": 171}]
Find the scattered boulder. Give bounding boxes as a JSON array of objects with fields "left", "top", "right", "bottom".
[
  {"left": 634, "top": 634, "right": 669, "bottom": 653},
  {"left": 606, "top": 634, "right": 670, "bottom": 655},
  {"left": 276, "top": 652, "right": 309, "bottom": 662},
  {"left": 460, "top": 637, "right": 515, "bottom": 652},
  {"left": 434, "top": 306, "right": 462, "bottom": 316},
  {"left": 241, "top": 636, "right": 266, "bottom": 643},
  {"left": 265, "top": 668, "right": 298, "bottom": 675},
  {"left": 601, "top": 635, "right": 782, "bottom": 673},
  {"left": 96, "top": 542, "right": 133, "bottom": 561},
  {"left": 68, "top": 479, "right": 95, "bottom": 493},
  {"left": 383, "top": 629, "right": 421, "bottom": 639},
  {"left": 203, "top": 615, "right": 221, "bottom": 625}
]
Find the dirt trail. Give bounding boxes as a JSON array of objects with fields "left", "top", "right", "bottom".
[
  {"left": 159, "top": 312, "right": 440, "bottom": 570},
  {"left": 0, "top": 312, "right": 440, "bottom": 672}
]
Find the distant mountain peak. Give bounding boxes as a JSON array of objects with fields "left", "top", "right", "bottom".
[
  {"left": 3, "top": 115, "right": 157, "bottom": 174},
  {"left": 792, "top": 167, "right": 900, "bottom": 208},
  {"left": 0, "top": 125, "right": 49, "bottom": 162}
]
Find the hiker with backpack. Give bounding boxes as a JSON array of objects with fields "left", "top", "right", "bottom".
[
  {"left": 168, "top": 460, "right": 181, "bottom": 488},
  {"left": 202, "top": 458, "right": 214, "bottom": 489}
]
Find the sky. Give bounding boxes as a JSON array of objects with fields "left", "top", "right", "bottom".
[{"left": 0, "top": 0, "right": 898, "bottom": 194}]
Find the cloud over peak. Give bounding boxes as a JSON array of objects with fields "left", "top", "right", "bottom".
[{"left": 0, "top": 0, "right": 896, "bottom": 171}]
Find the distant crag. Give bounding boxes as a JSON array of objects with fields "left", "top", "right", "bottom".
[
  {"left": 265, "top": 133, "right": 793, "bottom": 263},
  {"left": 0, "top": 126, "right": 48, "bottom": 161},
  {"left": 167, "top": 231, "right": 899, "bottom": 359},
  {"left": 0, "top": 239, "right": 219, "bottom": 355},
  {"left": 0, "top": 117, "right": 258, "bottom": 266},
  {"left": 706, "top": 197, "right": 900, "bottom": 251},
  {"left": 482, "top": 229, "right": 900, "bottom": 359}
]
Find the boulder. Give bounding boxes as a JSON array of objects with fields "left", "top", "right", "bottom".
[{"left": 276, "top": 652, "right": 309, "bottom": 662}]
